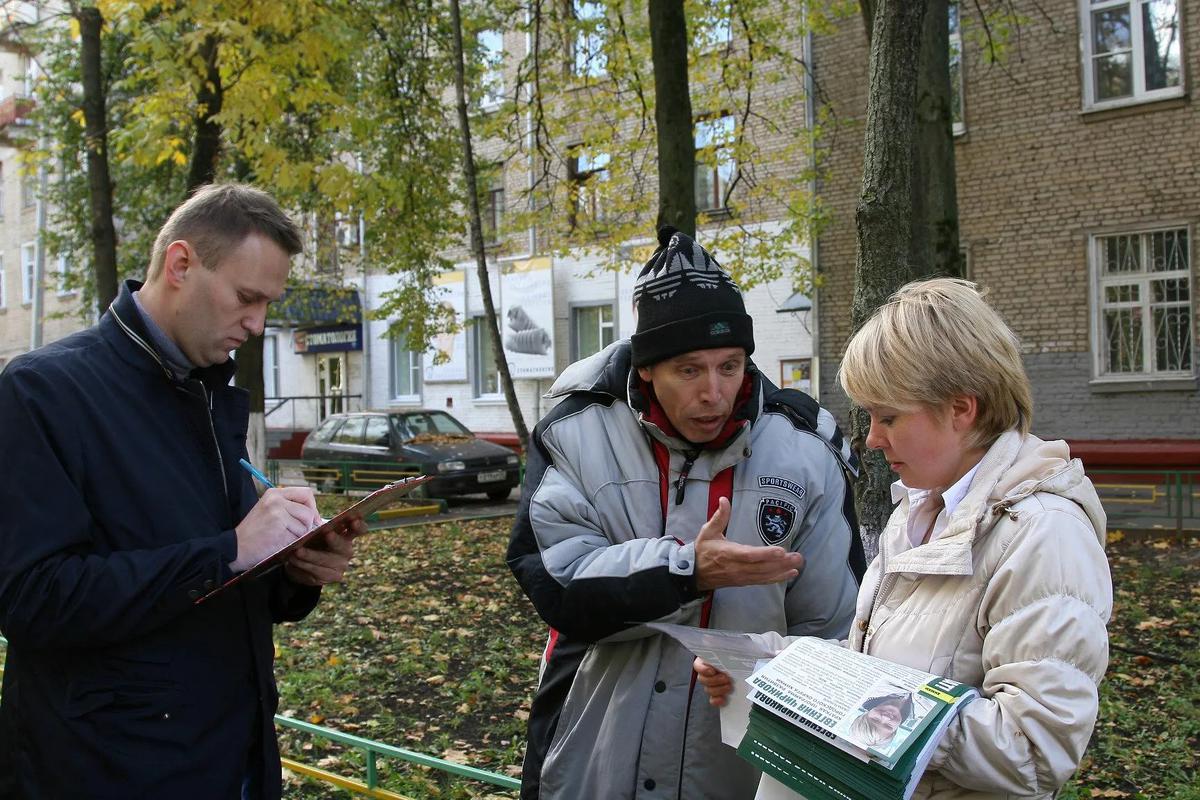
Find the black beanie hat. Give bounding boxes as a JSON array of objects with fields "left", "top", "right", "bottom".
[{"left": 630, "top": 226, "right": 755, "bottom": 368}]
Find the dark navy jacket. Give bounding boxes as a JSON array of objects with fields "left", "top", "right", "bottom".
[{"left": 0, "top": 281, "right": 319, "bottom": 799}]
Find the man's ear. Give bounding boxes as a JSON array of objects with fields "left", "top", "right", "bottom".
[
  {"left": 161, "top": 240, "right": 193, "bottom": 288},
  {"left": 949, "top": 394, "right": 979, "bottom": 433},
  {"left": 637, "top": 365, "right": 653, "bottom": 383}
]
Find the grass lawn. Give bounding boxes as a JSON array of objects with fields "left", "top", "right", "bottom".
[{"left": 276, "top": 513, "right": 1198, "bottom": 799}]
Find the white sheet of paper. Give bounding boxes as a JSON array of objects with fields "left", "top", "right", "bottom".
[{"left": 645, "top": 622, "right": 788, "bottom": 746}]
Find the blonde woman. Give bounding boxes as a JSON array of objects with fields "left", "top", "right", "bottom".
[{"left": 696, "top": 278, "right": 1113, "bottom": 799}]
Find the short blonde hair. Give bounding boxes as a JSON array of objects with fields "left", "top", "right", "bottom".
[{"left": 838, "top": 278, "right": 1033, "bottom": 449}]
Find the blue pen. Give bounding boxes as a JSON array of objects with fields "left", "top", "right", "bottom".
[{"left": 238, "top": 458, "right": 275, "bottom": 489}]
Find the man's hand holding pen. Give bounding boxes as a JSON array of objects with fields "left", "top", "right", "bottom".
[{"left": 230, "top": 486, "right": 324, "bottom": 573}]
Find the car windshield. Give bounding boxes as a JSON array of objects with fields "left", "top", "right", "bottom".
[{"left": 391, "top": 411, "right": 473, "bottom": 443}]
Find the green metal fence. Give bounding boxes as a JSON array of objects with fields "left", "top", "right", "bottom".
[
  {"left": 1090, "top": 468, "right": 1199, "bottom": 535},
  {"left": 0, "top": 637, "right": 519, "bottom": 798}
]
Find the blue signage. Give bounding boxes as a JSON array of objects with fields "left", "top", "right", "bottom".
[{"left": 294, "top": 324, "right": 362, "bottom": 353}]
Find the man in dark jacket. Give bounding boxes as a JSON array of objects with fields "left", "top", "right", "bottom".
[{"left": 0, "top": 184, "right": 360, "bottom": 799}]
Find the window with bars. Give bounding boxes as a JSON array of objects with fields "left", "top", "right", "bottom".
[
  {"left": 389, "top": 332, "right": 423, "bottom": 401},
  {"left": 1091, "top": 227, "right": 1192, "bottom": 379},
  {"left": 571, "top": 303, "right": 614, "bottom": 360},
  {"left": 1080, "top": 0, "right": 1183, "bottom": 109}
]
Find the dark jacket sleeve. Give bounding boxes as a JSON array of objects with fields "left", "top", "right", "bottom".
[
  {"left": 506, "top": 406, "right": 702, "bottom": 644},
  {"left": 0, "top": 366, "right": 234, "bottom": 649}
]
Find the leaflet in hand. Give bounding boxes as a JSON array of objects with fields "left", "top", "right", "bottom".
[
  {"left": 195, "top": 474, "right": 433, "bottom": 604},
  {"left": 740, "top": 636, "right": 977, "bottom": 800}
]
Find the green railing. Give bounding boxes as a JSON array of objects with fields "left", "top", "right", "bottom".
[
  {"left": 268, "top": 457, "right": 522, "bottom": 504},
  {"left": 0, "top": 637, "right": 519, "bottom": 798},
  {"left": 1090, "top": 468, "right": 1199, "bottom": 535}
]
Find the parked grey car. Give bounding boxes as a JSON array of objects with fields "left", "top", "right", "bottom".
[{"left": 300, "top": 410, "right": 520, "bottom": 500}]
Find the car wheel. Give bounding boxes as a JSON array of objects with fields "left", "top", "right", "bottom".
[{"left": 486, "top": 487, "right": 512, "bottom": 502}]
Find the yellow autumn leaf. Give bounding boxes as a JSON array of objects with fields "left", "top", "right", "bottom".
[{"left": 326, "top": 654, "right": 341, "bottom": 666}]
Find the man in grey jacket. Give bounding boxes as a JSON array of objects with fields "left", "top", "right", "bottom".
[{"left": 506, "top": 227, "right": 864, "bottom": 800}]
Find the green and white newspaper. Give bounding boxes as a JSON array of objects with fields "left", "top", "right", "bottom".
[{"left": 740, "top": 637, "right": 977, "bottom": 800}]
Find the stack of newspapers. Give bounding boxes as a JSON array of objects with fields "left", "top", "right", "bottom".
[{"left": 737, "top": 637, "right": 977, "bottom": 800}]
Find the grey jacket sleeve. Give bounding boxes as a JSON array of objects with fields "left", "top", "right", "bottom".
[
  {"left": 784, "top": 444, "right": 859, "bottom": 639},
  {"left": 507, "top": 408, "right": 703, "bottom": 644}
]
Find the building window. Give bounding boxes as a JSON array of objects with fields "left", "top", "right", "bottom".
[
  {"left": 695, "top": 1, "right": 732, "bottom": 51},
  {"left": 1091, "top": 226, "right": 1192, "bottom": 379},
  {"left": 0, "top": 161, "right": 5, "bottom": 219},
  {"left": 568, "top": 148, "right": 609, "bottom": 228},
  {"left": 20, "top": 242, "right": 34, "bottom": 305},
  {"left": 949, "top": 2, "right": 965, "bottom": 134},
  {"left": 0, "top": 256, "right": 6, "bottom": 309},
  {"left": 264, "top": 334, "right": 279, "bottom": 399},
  {"left": 21, "top": 173, "right": 34, "bottom": 208},
  {"left": 483, "top": 167, "right": 504, "bottom": 245},
  {"left": 571, "top": 303, "right": 614, "bottom": 360},
  {"left": 695, "top": 115, "right": 735, "bottom": 212},
  {"left": 471, "top": 316, "right": 501, "bottom": 397},
  {"left": 480, "top": 29, "right": 505, "bottom": 108},
  {"left": 56, "top": 254, "right": 75, "bottom": 296},
  {"left": 570, "top": 0, "right": 607, "bottom": 78},
  {"left": 1081, "top": 0, "right": 1183, "bottom": 109},
  {"left": 389, "top": 332, "right": 423, "bottom": 401}
]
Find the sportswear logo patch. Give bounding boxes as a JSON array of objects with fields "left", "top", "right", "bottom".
[
  {"left": 758, "top": 497, "right": 797, "bottom": 545},
  {"left": 759, "top": 475, "right": 806, "bottom": 501},
  {"left": 709, "top": 321, "right": 731, "bottom": 337}
]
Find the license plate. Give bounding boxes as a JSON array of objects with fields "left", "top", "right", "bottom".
[{"left": 477, "top": 469, "right": 506, "bottom": 483}]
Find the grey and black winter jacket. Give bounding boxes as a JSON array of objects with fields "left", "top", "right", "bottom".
[{"left": 506, "top": 341, "right": 864, "bottom": 800}]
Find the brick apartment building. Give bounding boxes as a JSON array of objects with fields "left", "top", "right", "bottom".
[{"left": 811, "top": 1, "right": 1199, "bottom": 467}]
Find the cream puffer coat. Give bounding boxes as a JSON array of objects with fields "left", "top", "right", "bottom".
[{"left": 757, "top": 431, "right": 1113, "bottom": 800}]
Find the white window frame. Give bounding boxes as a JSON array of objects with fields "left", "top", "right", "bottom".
[
  {"left": 0, "top": 256, "right": 6, "bottom": 309},
  {"left": 1089, "top": 223, "right": 1194, "bottom": 382},
  {"left": 388, "top": 332, "right": 423, "bottom": 403},
  {"left": 263, "top": 334, "right": 280, "bottom": 400},
  {"left": 949, "top": 2, "right": 966, "bottom": 135},
  {"left": 56, "top": 253, "right": 76, "bottom": 296},
  {"left": 479, "top": 29, "right": 505, "bottom": 109},
  {"left": 570, "top": 0, "right": 608, "bottom": 78},
  {"left": 570, "top": 301, "right": 615, "bottom": 360},
  {"left": 695, "top": 115, "right": 736, "bottom": 213},
  {"left": 1079, "top": 0, "right": 1185, "bottom": 111},
  {"left": 20, "top": 241, "right": 34, "bottom": 305},
  {"left": 568, "top": 148, "right": 609, "bottom": 228},
  {"left": 470, "top": 315, "right": 502, "bottom": 399},
  {"left": 695, "top": 2, "right": 732, "bottom": 53}
]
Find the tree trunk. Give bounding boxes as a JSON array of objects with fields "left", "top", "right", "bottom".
[
  {"left": 851, "top": 0, "right": 928, "bottom": 559},
  {"left": 235, "top": 336, "right": 267, "bottom": 469},
  {"left": 648, "top": 0, "right": 696, "bottom": 236},
  {"left": 448, "top": 0, "right": 530, "bottom": 451},
  {"left": 187, "top": 33, "right": 223, "bottom": 192},
  {"left": 76, "top": 7, "right": 119, "bottom": 312},
  {"left": 911, "top": 0, "right": 962, "bottom": 279}
]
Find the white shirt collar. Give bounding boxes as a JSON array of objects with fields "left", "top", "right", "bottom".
[{"left": 891, "top": 458, "right": 984, "bottom": 547}]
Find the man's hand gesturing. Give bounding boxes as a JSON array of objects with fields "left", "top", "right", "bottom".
[{"left": 694, "top": 497, "right": 803, "bottom": 592}]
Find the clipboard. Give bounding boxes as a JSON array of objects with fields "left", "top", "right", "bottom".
[{"left": 196, "top": 474, "right": 434, "bottom": 604}]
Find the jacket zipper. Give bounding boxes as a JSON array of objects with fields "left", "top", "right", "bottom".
[
  {"left": 859, "top": 544, "right": 892, "bottom": 653},
  {"left": 674, "top": 449, "right": 700, "bottom": 505},
  {"left": 201, "top": 383, "right": 230, "bottom": 503}
]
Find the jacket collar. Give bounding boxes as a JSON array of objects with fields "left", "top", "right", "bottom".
[{"left": 103, "top": 279, "right": 237, "bottom": 390}]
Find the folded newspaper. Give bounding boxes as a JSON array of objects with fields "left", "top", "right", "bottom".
[{"left": 649, "top": 624, "right": 977, "bottom": 800}]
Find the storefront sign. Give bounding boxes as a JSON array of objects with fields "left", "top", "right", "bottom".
[{"left": 293, "top": 324, "right": 362, "bottom": 354}]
